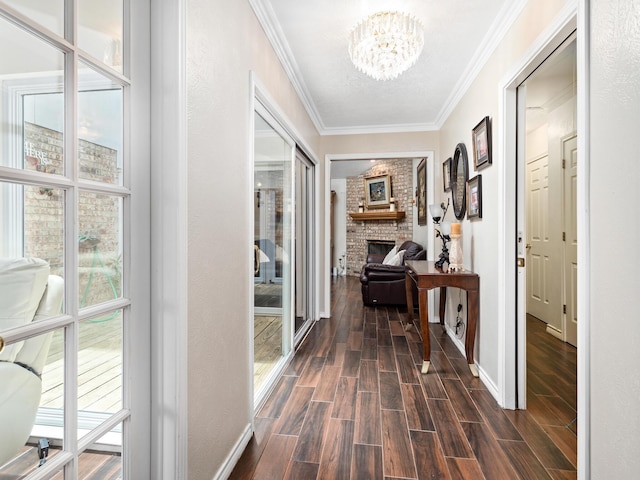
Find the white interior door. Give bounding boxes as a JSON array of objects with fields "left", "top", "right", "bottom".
[
  {"left": 563, "top": 135, "right": 578, "bottom": 346},
  {"left": 526, "top": 154, "right": 562, "bottom": 325}
]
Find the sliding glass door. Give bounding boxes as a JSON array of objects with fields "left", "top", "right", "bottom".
[
  {"left": 252, "top": 102, "right": 317, "bottom": 405},
  {"left": 253, "top": 108, "right": 294, "bottom": 399}
]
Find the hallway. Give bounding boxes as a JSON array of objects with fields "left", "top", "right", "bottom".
[{"left": 231, "top": 276, "right": 577, "bottom": 479}]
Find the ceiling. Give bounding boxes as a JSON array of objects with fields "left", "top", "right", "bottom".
[
  {"left": 250, "top": 0, "right": 527, "bottom": 135},
  {"left": 251, "top": 1, "right": 577, "bottom": 180}
]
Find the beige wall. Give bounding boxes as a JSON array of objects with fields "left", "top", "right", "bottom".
[
  {"left": 438, "top": 0, "right": 572, "bottom": 389},
  {"left": 185, "top": 1, "right": 320, "bottom": 477},
  {"left": 589, "top": 0, "right": 640, "bottom": 476}
]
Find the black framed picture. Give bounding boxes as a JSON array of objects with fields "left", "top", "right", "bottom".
[
  {"left": 472, "top": 116, "right": 492, "bottom": 170},
  {"left": 467, "top": 175, "right": 482, "bottom": 219},
  {"left": 364, "top": 174, "right": 391, "bottom": 209},
  {"left": 416, "top": 158, "right": 427, "bottom": 225},
  {"left": 442, "top": 157, "right": 452, "bottom": 192}
]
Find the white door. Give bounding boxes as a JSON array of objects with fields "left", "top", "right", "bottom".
[
  {"left": 563, "top": 135, "right": 578, "bottom": 346},
  {"left": 526, "top": 155, "right": 562, "bottom": 325}
]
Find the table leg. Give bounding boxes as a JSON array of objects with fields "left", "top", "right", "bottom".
[
  {"left": 418, "top": 288, "right": 430, "bottom": 374},
  {"left": 439, "top": 286, "right": 447, "bottom": 329},
  {"left": 405, "top": 272, "right": 414, "bottom": 330},
  {"left": 466, "top": 289, "right": 479, "bottom": 377}
]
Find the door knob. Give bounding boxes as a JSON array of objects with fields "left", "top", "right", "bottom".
[{"left": 525, "top": 243, "right": 531, "bottom": 250}]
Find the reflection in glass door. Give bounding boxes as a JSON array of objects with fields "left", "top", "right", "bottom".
[
  {"left": 294, "top": 151, "right": 315, "bottom": 340},
  {"left": 253, "top": 109, "right": 293, "bottom": 399}
]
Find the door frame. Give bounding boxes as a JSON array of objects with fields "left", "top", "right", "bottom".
[
  {"left": 498, "top": 2, "right": 590, "bottom": 478},
  {"left": 323, "top": 151, "right": 436, "bottom": 321}
]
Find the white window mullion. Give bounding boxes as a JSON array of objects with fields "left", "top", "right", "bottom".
[{"left": 63, "top": 0, "right": 80, "bottom": 471}]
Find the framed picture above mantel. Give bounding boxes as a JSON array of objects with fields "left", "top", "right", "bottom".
[{"left": 364, "top": 174, "right": 391, "bottom": 209}]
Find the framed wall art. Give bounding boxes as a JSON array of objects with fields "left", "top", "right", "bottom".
[
  {"left": 467, "top": 175, "right": 482, "bottom": 219},
  {"left": 416, "top": 159, "right": 427, "bottom": 225},
  {"left": 442, "top": 157, "right": 452, "bottom": 192},
  {"left": 364, "top": 174, "right": 391, "bottom": 209},
  {"left": 472, "top": 116, "right": 492, "bottom": 170}
]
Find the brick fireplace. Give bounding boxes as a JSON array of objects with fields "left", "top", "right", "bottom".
[{"left": 345, "top": 159, "right": 413, "bottom": 275}]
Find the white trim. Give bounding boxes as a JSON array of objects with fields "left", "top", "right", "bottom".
[
  {"left": 322, "top": 159, "right": 332, "bottom": 318},
  {"left": 497, "top": 1, "right": 577, "bottom": 411},
  {"left": 150, "top": 0, "right": 188, "bottom": 478},
  {"left": 435, "top": 0, "right": 529, "bottom": 128},
  {"left": 248, "top": 0, "right": 529, "bottom": 136},
  {"left": 576, "top": 1, "right": 590, "bottom": 478},
  {"left": 321, "top": 122, "right": 438, "bottom": 136},
  {"left": 248, "top": 75, "right": 257, "bottom": 426},
  {"left": 212, "top": 424, "right": 253, "bottom": 480},
  {"left": 248, "top": 0, "right": 324, "bottom": 133},
  {"left": 545, "top": 324, "right": 564, "bottom": 340}
]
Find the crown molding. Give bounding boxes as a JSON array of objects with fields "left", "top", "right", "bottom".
[
  {"left": 434, "top": 0, "right": 529, "bottom": 128},
  {"left": 249, "top": 0, "right": 326, "bottom": 133},
  {"left": 251, "top": 0, "right": 531, "bottom": 136},
  {"left": 320, "top": 121, "right": 439, "bottom": 136}
]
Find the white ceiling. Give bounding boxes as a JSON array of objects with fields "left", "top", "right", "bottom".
[{"left": 250, "top": 0, "right": 527, "bottom": 135}]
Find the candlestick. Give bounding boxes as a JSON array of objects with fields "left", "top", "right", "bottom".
[{"left": 448, "top": 229, "right": 464, "bottom": 272}]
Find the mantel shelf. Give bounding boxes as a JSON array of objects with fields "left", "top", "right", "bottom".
[{"left": 349, "top": 211, "right": 406, "bottom": 221}]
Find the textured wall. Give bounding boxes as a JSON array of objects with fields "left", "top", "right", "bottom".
[{"left": 589, "top": 0, "right": 640, "bottom": 476}]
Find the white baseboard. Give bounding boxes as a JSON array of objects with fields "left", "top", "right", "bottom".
[
  {"left": 212, "top": 423, "right": 253, "bottom": 480},
  {"left": 546, "top": 324, "right": 563, "bottom": 340},
  {"left": 443, "top": 325, "right": 501, "bottom": 404}
]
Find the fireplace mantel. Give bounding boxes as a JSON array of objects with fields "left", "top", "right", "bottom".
[{"left": 349, "top": 211, "right": 405, "bottom": 222}]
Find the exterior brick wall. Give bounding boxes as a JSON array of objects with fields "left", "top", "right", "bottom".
[
  {"left": 346, "top": 159, "right": 414, "bottom": 275},
  {"left": 22, "top": 122, "right": 122, "bottom": 308}
]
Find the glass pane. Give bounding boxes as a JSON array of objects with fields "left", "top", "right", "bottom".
[
  {"left": 78, "top": 62, "right": 124, "bottom": 185},
  {"left": 2, "top": 0, "right": 64, "bottom": 36},
  {"left": 78, "top": 0, "right": 123, "bottom": 72},
  {"left": 0, "top": 326, "right": 65, "bottom": 477},
  {"left": 78, "top": 192, "right": 123, "bottom": 309},
  {"left": 0, "top": 17, "right": 65, "bottom": 172},
  {"left": 1, "top": 181, "right": 65, "bottom": 321},
  {"left": 1, "top": 181, "right": 65, "bottom": 266},
  {"left": 78, "top": 311, "right": 123, "bottom": 423},
  {"left": 253, "top": 112, "right": 292, "bottom": 395}
]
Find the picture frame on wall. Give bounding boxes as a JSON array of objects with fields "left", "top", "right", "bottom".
[
  {"left": 364, "top": 174, "right": 391, "bottom": 209},
  {"left": 472, "top": 116, "right": 492, "bottom": 170},
  {"left": 416, "top": 158, "right": 427, "bottom": 225},
  {"left": 467, "top": 175, "right": 482, "bottom": 219},
  {"left": 443, "top": 157, "right": 452, "bottom": 192}
]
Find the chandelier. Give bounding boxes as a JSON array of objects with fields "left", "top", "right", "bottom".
[{"left": 348, "top": 11, "right": 424, "bottom": 81}]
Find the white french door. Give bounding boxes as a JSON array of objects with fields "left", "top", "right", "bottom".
[{"left": 0, "top": 1, "right": 150, "bottom": 478}]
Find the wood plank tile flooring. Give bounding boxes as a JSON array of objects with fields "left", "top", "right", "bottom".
[{"left": 230, "top": 276, "right": 577, "bottom": 479}]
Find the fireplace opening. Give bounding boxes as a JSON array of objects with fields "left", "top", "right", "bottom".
[{"left": 367, "top": 240, "right": 396, "bottom": 256}]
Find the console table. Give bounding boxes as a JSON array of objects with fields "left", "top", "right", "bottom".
[{"left": 404, "top": 260, "right": 480, "bottom": 377}]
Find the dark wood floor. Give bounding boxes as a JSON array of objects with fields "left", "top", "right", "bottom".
[{"left": 230, "top": 275, "right": 577, "bottom": 479}]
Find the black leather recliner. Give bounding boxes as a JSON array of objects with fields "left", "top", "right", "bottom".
[{"left": 360, "top": 240, "right": 426, "bottom": 306}]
